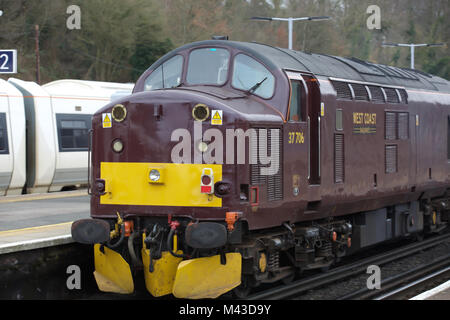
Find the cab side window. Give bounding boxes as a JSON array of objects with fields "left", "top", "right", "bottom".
[{"left": 289, "top": 80, "right": 305, "bottom": 122}]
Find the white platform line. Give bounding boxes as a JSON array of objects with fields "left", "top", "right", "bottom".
[
  {"left": 0, "top": 234, "right": 73, "bottom": 254},
  {"left": 409, "top": 280, "right": 450, "bottom": 300}
]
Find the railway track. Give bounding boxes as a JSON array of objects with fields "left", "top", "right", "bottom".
[
  {"left": 246, "top": 232, "right": 450, "bottom": 300},
  {"left": 355, "top": 259, "right": 450, "bottom": 300}
]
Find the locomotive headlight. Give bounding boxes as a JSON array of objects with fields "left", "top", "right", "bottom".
[
  {"left": 149, "top": 169, "right": 160, "bottom": 182},
  {"left": 147, "top": 167, "right": 165, "bottom": 184},
  {"left": 112, "top": 139, "right": 124, "bottom": 153}
]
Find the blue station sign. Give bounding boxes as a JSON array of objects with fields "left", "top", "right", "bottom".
[{"left": 0, "top": 50, "right": 17, "bottom": 74}]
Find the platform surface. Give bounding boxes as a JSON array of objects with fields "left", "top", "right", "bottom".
[{"left": 0, "top": 191, "right": 90, "bottom": 254}]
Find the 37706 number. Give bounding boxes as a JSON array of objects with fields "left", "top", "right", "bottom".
[{"left": 288, "top": 131, "right": 304, "bottom": 144}]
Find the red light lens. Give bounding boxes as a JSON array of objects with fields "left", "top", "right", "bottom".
[
  {"left": 201, "top": 186, "right": 212, "bottom": 194},
  {"left": 201, "top": 175, "right": 211, "bottom": 185}
]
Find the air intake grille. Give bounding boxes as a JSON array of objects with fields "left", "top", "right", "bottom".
[
  {"left": 351, "top": 84, "right": 369, "bottom": 101},
  {"left": 368, "top": 85, "right": 385, "bottom": 103},
  {"left": 385, "top": 112, "right": 397, "bottom": 140},
  {"left": 250, "top": 128, "right": 283, "bottom": 201},
  {"left": 331, "top": 81, "right": 353, "bottom": 100},
  {"left": 385, "top": 145, "right": 398, "bottom": 173},
  {"left": 384, "top": 88, "right": 400, "bottom": 103},
  {"left": 398, "top": 113, "right": 409, "bottom": 140},
  {"left": 398, "top": 89, "right": 408, "bottom": 104},
  {"left": 334, "top": 134, "right": 344, "bottom": 183}
]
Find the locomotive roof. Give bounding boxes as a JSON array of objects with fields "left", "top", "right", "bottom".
[{"left": 169, "top": 40, "right": 450, "bottom": 94}]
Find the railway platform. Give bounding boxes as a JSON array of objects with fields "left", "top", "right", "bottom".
[{"left": 0, "top": 190, "right": 89, "bottom": 254}]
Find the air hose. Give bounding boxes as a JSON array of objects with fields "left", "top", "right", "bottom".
[
  {"left": 106, "top": 224, "right": 125, "bottom": 248},
  {"left": 128, "top": 231, "right": 143, "bottom": 267},
  {"left": 167, "top": 227, "right": 186, "bottom": 258}
]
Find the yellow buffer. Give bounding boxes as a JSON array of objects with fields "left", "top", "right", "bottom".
[
  {"left": 93, "top": 244, "right": 134, "bottom": 294},
  {"left": 100, "top": 162, "right": 222, "bottom": 207},
  {"left": 172, "top": 253, "right": 242, "bottom": 299},
  {"left": 141, "top": 234, "right": 183, "bottom": 297}
]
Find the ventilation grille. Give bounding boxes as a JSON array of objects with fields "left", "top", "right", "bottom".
[
  {"left": 398, "top": 113, "right": 409, "bottom": 140},
  {"left": 334, "top": 134, "right": 344, "bottom": 183},
  {"left": 351, "top": 84, "right": 369, "bottom": 101},
  {"left": 385, "top": 145, "right": 398, "bottom": 173},
  {"left": 398, "top": 89, "right": 408, "bottom": 104},
  {"left": 385, "top": 111, "right": 409, "bottom": 140},
  {"left": 331, "top": 81, "right": 407, "bottom": 104},
  {"left": 385, "top": 112, "right": 397, "bottom": 140},
  {"left": 368, "top": 85, "right": 385, "bottom": 103},
  {"left": 250, "top": 128, "right": 283, "bottom": 201},
  {"left": 331, "top": 81, "right": 353, "bottom": 100},
  {"left": 384, "top": 88, "right": 400, "bottom": 103}
]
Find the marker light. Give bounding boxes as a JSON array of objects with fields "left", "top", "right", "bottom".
[
  {"left": 112, "top": 139, "right": 124, "bottom": 153},
  {"left": 200, "top": 168, "right": 214, "bottom": 194},
  {"left": 149, "top": 169, "right": 160, "bottom": 182}
]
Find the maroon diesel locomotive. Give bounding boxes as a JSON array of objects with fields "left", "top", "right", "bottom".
[{"left": 72, "top": 40, "right": 450, "bottom": 298}]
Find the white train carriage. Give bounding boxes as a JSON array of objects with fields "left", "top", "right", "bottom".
[
  {"left": 0, "top": 79, "right": 26, "bottom": 196},
  {"left": 8, "top": 78, "right": 134, "bottom": 194}
]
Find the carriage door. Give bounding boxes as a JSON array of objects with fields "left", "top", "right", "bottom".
[
  {"left": 303, "top": 74, "right": 321, "bottom": 185},
  {"left": 285, "top": 71, "right": 321, "bottom": 202}
]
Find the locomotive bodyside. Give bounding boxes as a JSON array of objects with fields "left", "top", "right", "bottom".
[{"left": 72, "top": 40, "right": 450, "bottom": 298}]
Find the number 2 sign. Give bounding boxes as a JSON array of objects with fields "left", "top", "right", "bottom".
[{"left": 0, "top": 50, "right": 17, "bottom": 74}]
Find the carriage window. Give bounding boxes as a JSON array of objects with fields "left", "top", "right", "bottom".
[
  {"left": 144, "top": 55, "right": 183, "bottom": 91},
  {"left": 0, "top": 113, "right": 9, "bottom": 154},
  {"left": 289, "top": 80, "right": 305, "bottom": 121},
  {"left": 232, "top": 54, "right": 275, "bottom": 99},
  {"left": 186, "top": 48, "right": 229, "bottom": 85},
  {"left": 56, "top": 114, "right": 92, "bottom": 152}
]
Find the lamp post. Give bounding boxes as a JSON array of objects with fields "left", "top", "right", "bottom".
[
  {"left": 250, "top": 16, "right": 331, "bottom": 50},
  {"left": 382, "top": 42, "right": 446, "bottom": 69}
]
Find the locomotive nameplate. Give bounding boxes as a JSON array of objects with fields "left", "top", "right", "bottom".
[
  {"left": 352, "top": 112, "right": 376, "bottom": 134},
  {"left": 99, "top": 162, "right": 222, "bottom": 207}
]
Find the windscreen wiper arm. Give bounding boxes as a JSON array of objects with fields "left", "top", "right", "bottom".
[{"left": 247, "top": 77, "right": 267, "bottom": 94}]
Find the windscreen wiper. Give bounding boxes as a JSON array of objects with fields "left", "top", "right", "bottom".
[{"left": 247, "top": 77, "right": 267, "bottom": 94}]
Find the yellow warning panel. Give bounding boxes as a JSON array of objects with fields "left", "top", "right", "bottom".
[
  {"left": 211, "top": 110, "right": 222, "bottom": 125},
  {"left": 100, "top": 162, "right": 222, "bottom": 207},
  {"left": 102, "top": 113, "right": 112, "bottom": 128}
]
